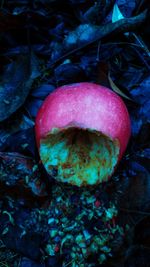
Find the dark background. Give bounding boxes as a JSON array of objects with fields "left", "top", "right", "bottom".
[{"left": 0, "top": 1, "right": 150, "bottom": 267}]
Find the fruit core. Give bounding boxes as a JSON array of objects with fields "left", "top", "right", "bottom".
[{"left": 39, "top": 127, "right": 120, "bottom": 186}]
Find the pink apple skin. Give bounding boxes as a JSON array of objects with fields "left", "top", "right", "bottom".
[
  {"left": 36, "top": 82, "right": 131, "bottom": 158},
  {"left": 35, "top": 83, "right": 131, "bottom": 186}
]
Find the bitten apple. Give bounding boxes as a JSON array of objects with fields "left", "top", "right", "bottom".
[{"left": 35, "top": 82, "right": 131, "bottom": 187}]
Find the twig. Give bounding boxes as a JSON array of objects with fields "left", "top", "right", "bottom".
[{"left": 45, "top": 9, "right": 147, "bottom": 72}]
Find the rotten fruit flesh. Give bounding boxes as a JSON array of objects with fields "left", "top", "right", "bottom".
[{"left": 39, "top": 127, "right": 119, "bottom": 187}]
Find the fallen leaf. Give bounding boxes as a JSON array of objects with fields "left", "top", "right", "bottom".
[{"left": 108, "top": 72, "right": 132, "bottom": 100}]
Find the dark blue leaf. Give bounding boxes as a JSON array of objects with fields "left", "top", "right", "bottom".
[
  {"left": 45, "top": 256, "right": 62, "bottom": 267},
  {"left": 140, "top": 99, "right": 150, "bottom": 120},
  {"left": 31, "top": 84, "right": 55, "bottom": 99},
  {"left": 0, "top": 53, "right": 41, "bottom": 122},
  {"left": 20, "top": 257, "right": 45, "bottom": 267},
  {"left": 130, "top": 112, "right": 143, "bottom": 136},
  {"left": 130, "top": 76, "right": 150, "bottom": 105},
  {"left": 3, "top": 128, "right": 36, "bottom": 156},
  {"left": 141, "top": 148, "right": 150, "bottom": 159},
  {"left": 26, "top": 99, "right": 43, "bottom": 117},
  {"left": 129, "top": 161, "right": 148, "bottom": 174}
]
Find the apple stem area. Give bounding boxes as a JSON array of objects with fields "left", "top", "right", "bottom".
[{"left": 39, "top": 127, "right": 120, "bottom": 187}]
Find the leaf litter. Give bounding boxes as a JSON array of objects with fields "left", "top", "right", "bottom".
[{"left": 0, "top": 1, "right": 149, "bottom": 267}]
